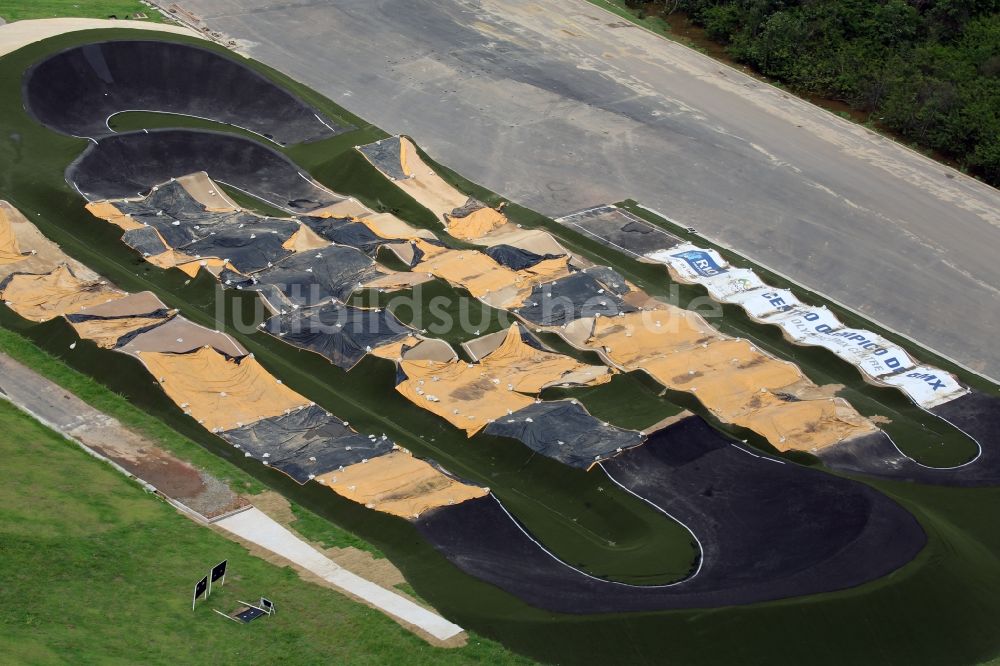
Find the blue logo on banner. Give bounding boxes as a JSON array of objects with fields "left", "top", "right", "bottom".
[{"left": 672, "top": 250, "right": 728, "bottom": 277}]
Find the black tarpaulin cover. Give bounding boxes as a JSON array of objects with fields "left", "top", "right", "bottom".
[
  {"left": 220, "top": 405, "right": 394, "bottom": 483},
  {"left": 264, "top": 301, "right": 411, "bottom": 369},
  {"left": 248, "top": 245, "right": 382, "bottom": 309},
  {"left": 485, "top": 399, "right": 645, "bottom": 468},
  {"left": 515, "top": 270, "right": 637, "bottom": 326},
  {"left": 302, "top": 217, "right": 388, "bottom": 256},
  {"left": 484, "top": 244, "right": 562, "bottom": 271}
]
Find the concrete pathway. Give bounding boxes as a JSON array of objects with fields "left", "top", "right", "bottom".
[
  {"left": 215, "top": 507, "right": 465, "bottom": 641},
  {"left": 0, "top": 17, "right": 200, "bottom": 57}
]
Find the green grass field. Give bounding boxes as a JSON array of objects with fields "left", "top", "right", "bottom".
[
  {"left": 1, "top": 25, "right": 999, "bottom": 666},
  {"left": 0, "top": 398, "right": 528, "bottom": 665},
  {"left": 0, "top": 0, "right": 162, "bottom": 22}
]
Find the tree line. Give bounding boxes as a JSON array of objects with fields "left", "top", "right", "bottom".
[{"left": 626, "top": 0, "right": 1000, "bottom": 186}]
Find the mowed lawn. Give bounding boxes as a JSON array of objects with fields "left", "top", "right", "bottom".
[
  {"left": 0, "top": 399, "right": 530, "bottom": 665},
  {"left": 0, "top": 0, "right": 161, "bottom": 22}
]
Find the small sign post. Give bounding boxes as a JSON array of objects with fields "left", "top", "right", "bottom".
[
  {"left": 259, "top": 597, "right": 275, "bottom": 615},
  {"left": 193, "top": 575, "right": 209, "bottom": 611},
  {"left": 209, "top": 560, "right": 228, "bottom": 596}
]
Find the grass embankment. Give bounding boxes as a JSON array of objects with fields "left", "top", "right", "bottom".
[
  {"left": 0, "top": 0, "right": 162, "bottom": 22},
  {"left": 0, "top": 398, "right": 528, "bottom": 665}
]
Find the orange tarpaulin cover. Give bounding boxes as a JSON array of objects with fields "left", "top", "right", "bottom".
[
  {"left": 1, "top": 265, "right": 124, "bottom": 322},
  {"left": 316, "top": 450, "right": 487, "bottom": 518},
  {"left": 586, "top": 308, "right": 875, "bottom": 451},
  {"left": 136, "top": 347, "right": 311, "bottom": 432},
  {"left": 396, "top": 326, "right": 610, "bottom": 435},
  {"left": 0, "top": 204, "right": 26, "bottom": 265}
]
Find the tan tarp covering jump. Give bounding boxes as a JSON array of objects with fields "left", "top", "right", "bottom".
[
  {"left": 74, "top": 291, "right": 168, "bottom": 318},
  {"left": 145, "top": 250, "right": 233, "bottom": 278},
  {"left": 68, "top": 291, "right": 176, "bottom": 349},
  {"left": 135, "top": 347, "right": 311, "bottom": 432},
  {"left": 308, "top": 198, "right": 377, "bottom": 220},
  {"left": 363, "top": 270, "right": 436, "bottom": 290},
  {"left": 358, "top": 212, "right": 437, "bottom": 241},
  {"left": 0, "top": 203, "right": 26, "bottom": 265},
  {"left": 84, "top": 201, "right": 143, "bottom": 231},
  {"left": 445, "top": 206, "right": 509, "bottom": 241},
  {"left": 174, "top": 172, "right": 240, "bottom": 212},
  {"left": 315, "top": 450, "right": 487, "bottom": 518},
  {"left": 396, "top": 357, "right": 536, "bottom": 434},
  {"left": 120, "top": 316, "right": 248, "bottom": 357},
  {"left": 282, "top": 225, "right": 330, "bottom": 253},
  {"left": 71, "top": 314, "right": 171, "bottom": 349},
  {"left": 478, "top": 225, "right": 579, "bottom": 264},
  {"left": 483, "top": 325, "right": 611, "bottom": 392},
  {"left": 1, "top": 265, "right": 124, "bottom": 322},
  {"left": 413, "top": 247, "right": 570, "bottom": 308},
  {"left": 391, "top": 138, "right": 470, "bottom": 222},
  {"left": 584, "top": 309, "right": 875, "bottom": 451},
  {"left": 0, "top": 201, "right": 99, "bottom": 281},
  {"left": 743, "top": 398, "right": 875, "bottom": 452},
  {"left": 397, "top": 325, "right": 610, "bottom": 435},
  {"left": 401, "top": 337, "right": 459, "bottom": 362}
]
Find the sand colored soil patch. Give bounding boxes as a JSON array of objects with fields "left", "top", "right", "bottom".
[
  {"left": 1, "top": 265, "right": 123, "bottom": 322},
  {"left": 397, "top": 325, "right": 609, "bottom": 435},
  {"left": 589, "top": 309, "right": 723, "bottom": 365},
  {"left": 135, "top": 347, "right": 311, "bottom": 432},
  {"left": 0, "top": 201, "right": 99, "bottom": 281},
  {"left": 369, "top": 335, "right": 423, "bottom": 362},
  {"left": 639, "top": 339, "right": 804, "bottom": 415},
  {"left": 315, "top": 451, "right": 487, "bottom": 519}
]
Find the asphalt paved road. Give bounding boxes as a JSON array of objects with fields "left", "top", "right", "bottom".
[{"left": 178, "top": 0, "right": 1000, "bottom": 380}]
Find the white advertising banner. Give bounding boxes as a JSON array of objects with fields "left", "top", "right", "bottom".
[
  {"left": 699, "top": 268, "right": 766, "bottom": 301},
  {"left": 881, "top": 366, "right": 970, "bottom": 409},
  {"left": 644, "top": 242, "right": 968, "bottom": 408},
  {"left": 772, "top": 310, "right": 917, "bottom": 379},
  {"left": 646, "top": 244, "right": 729, "bottom": 282},
  {"left": 728, "top": 287, "right": 803, "bottom": 320}
]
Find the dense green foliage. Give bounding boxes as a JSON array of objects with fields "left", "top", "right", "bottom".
[{"left": 632, "top": 0, "right": 1000, "bottom": 184}]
